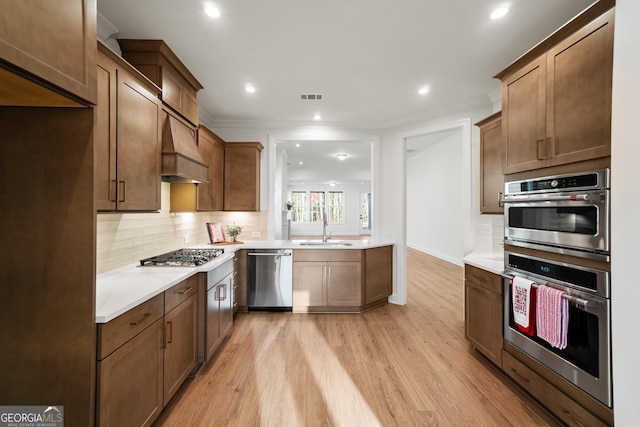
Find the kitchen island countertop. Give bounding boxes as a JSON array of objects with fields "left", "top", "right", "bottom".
[
  {"left": 462, "top": 251, "right": 505, "bottom": 276},
  {"left": 96, "top": 239, "right": 394, "bottom": 323}
]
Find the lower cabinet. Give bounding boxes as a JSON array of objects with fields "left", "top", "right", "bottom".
[
  {"left": 96, "top": 295, "right": 165, "bottom": 427},
  {"left": 206, "top": 260, "right": 234, "bottom": 361},
  {"left": 163, "top": 280, "right": 198, "bottom": 405},
  {"left": 293, "top": 250, "right": 362, "bottom": 310},
  {"left": 233, "top": 249, "right": 247, "bottom": 313},
  {"left": 464, "top": 264, "right": 503, "bottom": 367},
  {"left": 97, "top": 277, "right": 199, "bottom": 427}
]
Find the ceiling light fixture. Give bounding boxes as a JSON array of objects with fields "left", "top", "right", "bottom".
[
  {"left": 296, "top": 143, "right": 300, "bottom": 147},
  {"left": 337, "top": 153, "right": 347, "bottom": 161},
  {"left": 490, "top": 6, "right": 509, "bottom": 20},
  {"left": 299, "top": 161, "right": 303, "bottom": 165},
  {"left": 418, "top": 86, "right": 430, "bottom": 95},
  {"left": 203, "top": 2, "right": 221, "bottom": 18},
  {"left": 330, "top": 182, "right": 336, "bottom": 187},
  {"left": 313, "top": 113, "right": 322, "bottom": 120},
  {"left": 245, "top": 83, "right": 256, "bottom": 93}
]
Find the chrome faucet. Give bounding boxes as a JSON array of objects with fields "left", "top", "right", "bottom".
[{"left": 322, "top": 211, "right": 329, "bottom": 242}]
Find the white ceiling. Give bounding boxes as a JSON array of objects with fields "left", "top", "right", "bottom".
[
  {"left": 279, "top": 140, "right": 372, "bottom": 184},
  {"left": 97, "top": 0, "right": 596, "bottom": 128}
]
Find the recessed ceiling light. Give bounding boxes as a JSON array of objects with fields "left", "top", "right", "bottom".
[
  {"left": 204, "top": 2, "right": 221, "bottom": 18},
  {"left": 313, "top": 113, "right": 322, "bottom": 120},
  {"left": 245, "top": 83, "right": 256, "bottom": 93},
  {"left": 337, "top": 153, "right": 347, "bottom": 161},
  {"left": 296, "top": 143, "right": 300, "bottom": 147},
  {"left": 418, "top": 86, "right": 430, "bottom": 95},
  {"left": 330, "top": 182, "right": 336, "bottom": 187},
  {"left": 490, "top": 6, "right": 509, "bottom": 20},
  {"left": 299, "top": 161, "right": 303, "bottom": 165}
]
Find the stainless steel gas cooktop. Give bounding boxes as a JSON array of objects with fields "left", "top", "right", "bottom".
[{"left": 139, "top": 248, "right": 224, "bottom": 267}]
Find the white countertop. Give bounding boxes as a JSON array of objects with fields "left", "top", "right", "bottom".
[
  {"left": 96, "top": 239, "right": 394, "bottom": 323},
  {"left": 462, "top": 251, "right": 505, "bottom": 276}
]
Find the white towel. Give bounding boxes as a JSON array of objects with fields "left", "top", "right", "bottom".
[{"left": 512, "top": 276, "right": 535, "bottom": 331}]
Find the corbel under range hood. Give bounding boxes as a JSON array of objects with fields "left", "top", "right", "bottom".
[{"left": 162, "top": 113, "right": 208, "bottom": 183}]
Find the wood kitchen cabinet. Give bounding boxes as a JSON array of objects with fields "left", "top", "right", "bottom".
[
  {"left": 234, "top": 249, "right": 247, "bottom": 313},
  {"left": 117, "top": 39, "right": 203, "bottom": 126},
  {"left": 95, "top": 42, "right": 162, "bottom": 211},
  {"left": 97, "top": 294, "right": 165, "bottom": 427},
  {"left": 497, "top": 5, "right": 614, "bottom": 175},
  {"left": 163, "top": 277, "right": 198, "bottom": 406},
  {"left": 475, "top": 112, "right": 504, "bottom": 214},
  {"left": 0, "top": 0, "right": 97, "bottom": 105},
  {"left": 197, "top": 126, "right": 225, "bottom": 211},
  {"left": 224, "top": 142, "right": 264, "bottom": 211},
  {"left": 293, "top": 250, "right": 362, "bottom": 311},
  {"left": 364, "top": 245, "right": 393, "bottom": 305},
  {"left": 205, "top": 262, "right": 234, "bottom": 361},
  {"left": 464, "top": 264, "right": 503, "bottom": 367}
]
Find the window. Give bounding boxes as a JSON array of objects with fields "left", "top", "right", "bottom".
[
  {"left": 291, "top": 191, "right": 307, "bottom": 222},
  {"left": 328, "top": 191, "right": 344, "bottom": 223},
  {"left": 290, "top": 190, "right": 345, "bottom": 224},
  {"left": 310, "top": 191, "right": 325, "bottom": 223}
]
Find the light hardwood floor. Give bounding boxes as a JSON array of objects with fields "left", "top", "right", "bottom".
[{"left": 155, "top": 248, "right": 559, "bottom": 426}]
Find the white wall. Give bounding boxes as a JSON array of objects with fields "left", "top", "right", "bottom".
[
  {"left": 611, "top": 0, "right": 640, "bottom": 424},
  {"left": 407, "top": 131, "right": 464, "bottom": 265}
]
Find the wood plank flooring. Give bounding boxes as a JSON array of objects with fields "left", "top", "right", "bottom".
[{"left": 154, "top": 248, "right": 560, "bottom": 426}]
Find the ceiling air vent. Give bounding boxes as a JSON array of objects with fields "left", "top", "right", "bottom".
[{"left": 300, "top": 93, "right": 323, "bottom": 100}]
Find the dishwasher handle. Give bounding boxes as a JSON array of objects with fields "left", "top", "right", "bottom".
[{"left": 247, "top": 252, "right": 292, "bottom": 256}]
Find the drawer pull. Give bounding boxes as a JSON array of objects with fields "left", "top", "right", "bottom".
[
  {"left": 177, "top": 286, "right": 193, "bottom": 295},
  {"left": 129, "top": 312, "right": 152, "bottom": 326},
  {"left": 166, "top": 321, "right": 173, "bottom": 344}
]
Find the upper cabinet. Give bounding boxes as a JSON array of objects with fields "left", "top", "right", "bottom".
[
  {"left": 0, "top": 0, "right": 97, "bottom": 105},
  {"left": 117, "top": 39, "right": 203, "bottom": 126},
  {"left": 224, "top": 142, "right": 264, "bottom": 212},
  {"left": 497, "top": 4, "right": 614, "bottom": 175},
  {"left": 197, "top": 126, "right": 226, "bottom": 211},
  {"left": 475, "top": 112, "right": 503, "bottom": 214},
  {"left": 95, "top": 43, "right": 162, "bottom": 212}
]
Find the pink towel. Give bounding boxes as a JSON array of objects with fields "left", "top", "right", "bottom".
[{"left": 536, "top": 285, "right": 568, "bottom": 349}]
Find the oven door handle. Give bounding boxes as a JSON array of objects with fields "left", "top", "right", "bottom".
[{"left": 504, "top": 193, "right": 598, "bottom": 204}]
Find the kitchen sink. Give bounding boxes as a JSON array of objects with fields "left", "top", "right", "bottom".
[{"left": 299, "top": 240, "right": 353, "bottom": 246}]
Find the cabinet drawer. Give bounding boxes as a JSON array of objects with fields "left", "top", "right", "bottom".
[
  {"left": 293, "top": 249, "right": 362, "bottom": 262},
  {"left": 165, "top": 275, "right": 199, "bottom": 313},
  {"left": 464, "top": 264, "right": 502, "bottom": 294},
  {"left": 97, "top": 294, "right": 164, "bottom": 360},
  {"left": 502, "top": 350, "right": 608, "bottom": 427}
]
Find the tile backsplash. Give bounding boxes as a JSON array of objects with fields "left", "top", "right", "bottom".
[{"left": 96, "top": 183, "right": 267, "bottom": 274}]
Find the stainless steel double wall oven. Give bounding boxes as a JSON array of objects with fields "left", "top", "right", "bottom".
[{"left": 502, "top": 169, "right": 612, "bottom": 407}]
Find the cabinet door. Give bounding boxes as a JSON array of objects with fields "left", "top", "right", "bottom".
[
  {"left": 0, "top": 0, "right": 96, "bottom": 104},
  {"left": 293, "top": 262, "right": 326, "bottom": 307},
  {"left": 326, "top": 262, "right": 362, "bottom": 306},
  {"left": 502, "top": 55, "right": 547, "bottom": 174},
  {"left": 224, "top": 143, "right": 262, "bottom": 211},
  {"left": 95, "top": 53, "right": 117, "bottom": 211},
  {"left": 197, "top": 127, "right": 225, "bottom": 211},
  {"left": 545, "top": 9, "right": 613, "bottom": 168},
  {"left": 97, "top": 319, "right": 164, "bottom": 427},
  {"left": 116, "top": 69, "right": 162, "bottom": 211},
  {"left": 478, "top": 114, "right": 504, "bottom": 214},
  {"left": 206, "top": 285, "right": 222, "bottom": 361},
  {"left": 464, "top": 280, "right": 502, "bottom": 367},
  {"left": 164, "top": 294, "right": 197, "bottom": 406},
  {"left": 219, "top": 276, "right": 234, "bottom": 338}
]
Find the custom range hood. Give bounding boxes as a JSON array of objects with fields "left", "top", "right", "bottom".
[{"left": 161, "top": 112, "right": 209, "bottom": 183}]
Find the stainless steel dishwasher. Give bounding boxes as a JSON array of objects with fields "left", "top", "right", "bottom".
[{"left": 246, "top": 249, "right": 293, "bottom": 311}]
